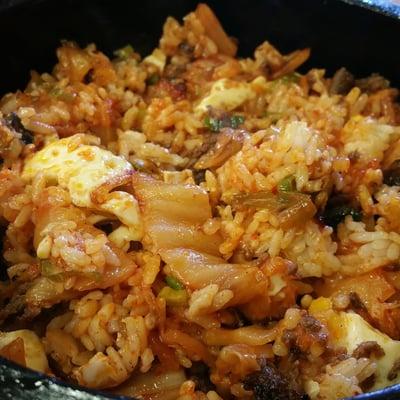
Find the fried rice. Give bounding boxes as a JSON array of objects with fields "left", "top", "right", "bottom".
[{"left": 0, "top": 3, "right": 400, "bottom": 400}]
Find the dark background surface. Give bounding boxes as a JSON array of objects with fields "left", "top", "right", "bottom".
[
  {"left": 0, "top": 0, "right": 400, "bottom": 399},
  {"left": 0, "top": 0, "right": 399, "bottom": 94}
]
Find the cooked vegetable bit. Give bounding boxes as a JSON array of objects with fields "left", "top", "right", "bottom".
[
  {"left": 233, "top": 191, "right": 316, "bottom": 229},
  {"left": 278, "top": 175, "right": 296, "bottom": 193},
  {"left": 146, "top": 74, "right": 160, "bottom": 86},
  {"left": 113, "top": 44, "right": 134, "bottom": 59},
  {"left": 277, "top": 72, "right": 301, "bottom": 84},
  {"left": 48, "top": 271, "right": 102, "bottom": 283},
  {"left": 204, "top": 116, "right": 220, "bottom": 132},
  {"left": 49, "top": 87, "right": 75, "bottom": 102},
  {"left": 264, "top": 111, "right": 284, "bottom": 122},
  {"left": 165, "top": 275, "right": 184, "bottom": 290},
  {"left": 230, "top": 115, "right": 245, "bottom": 129},
  {"left": 320, "top": 205, "right": 362, "bottom": 228},
  {"left": 40, "top": 260, "right": 102, "bottom": 283},
  {"left": 204, "top": 115, "right": 245, "bottom": 133},
  {"left": 40, "top": 259, "right": 56, "bottom": 277},
  {"left": 158, "top": 286, "right": 188, "bottom": 306}
]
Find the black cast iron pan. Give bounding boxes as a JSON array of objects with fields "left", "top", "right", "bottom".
[{"left": 0, "top": 0, "right": 399, "bottom": 399}]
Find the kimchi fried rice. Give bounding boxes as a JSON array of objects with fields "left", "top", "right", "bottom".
[{"left": 1, "top": 3, "right": 400, "bottom": 400}]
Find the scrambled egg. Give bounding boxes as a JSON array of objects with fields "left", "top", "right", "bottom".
[
  {"left": 342, "top": 116, "right": 400, "bottom": 162},
  {"left": 195, "top": 77, "right": 267, "bottom": 115},
  {"left": 337, "top": 312, "right": 400, "bottom": 390},
  {"left": 0, "top": 330, "right": 49, "bottom": 373},
  {"left": 22, "top": 134, "right": 142, "bottom": 245}
]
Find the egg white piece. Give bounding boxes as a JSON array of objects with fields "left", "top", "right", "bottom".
[
  {"left": 195, "top": 78, "right": 257, "bottom": 115},
  {"left": 22, "top": 134, "right": 142, "bottom": 244}
]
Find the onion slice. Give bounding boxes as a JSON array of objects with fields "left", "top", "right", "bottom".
[{"left": 195, "top": 3, "right": 237, "bottom": 57}]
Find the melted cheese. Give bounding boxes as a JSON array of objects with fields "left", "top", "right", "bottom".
[
  {"left": 0, "top": 330, "right": 49, "bottom": 373},
  {"left": 22, "top": 134, "right": 142, "bottom": 242},
  {"left": 337, "top": 312, "right": 400, "bottom": 390}
]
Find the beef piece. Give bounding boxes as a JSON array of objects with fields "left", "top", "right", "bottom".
[
  {"left": 243, "top": 360, "right": 308, "bottom": 400},
  {"left": 187, "top": 361, "right": 216, "bottom": 392},
  {"left": 352, "top": 341, "right": 385, "bottom": 359},
  {"left": 330, "top": 67, "right": 354, "bottom": 95},
  {"left": 4, "top": 113, "right": 33, "bottom": 145}
]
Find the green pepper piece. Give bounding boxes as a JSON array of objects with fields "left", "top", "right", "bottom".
[{"left": 165, "top": 275, "right": 184, "bottom": 290}]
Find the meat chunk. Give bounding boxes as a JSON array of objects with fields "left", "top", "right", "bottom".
[
  {"left": 330, "top": 67, "right": 354, "bottom": 95},
  {"left": 356, "top": 73, "right": 390, "bottom": 94},
  {"left": 282, "top": 314, "right": 328, "bottom": 356},
  {"left": 4, "top": 113, "right": 34, "bottom": 145},
  {"left": 243, "top": 360, "right": 306, "bottom": 400},
  {"left": 352, "top": 341, "right": 385, "bottom": 359},
  {"left": 194, "top": 128, "right": 248, "bottom": 170}
]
